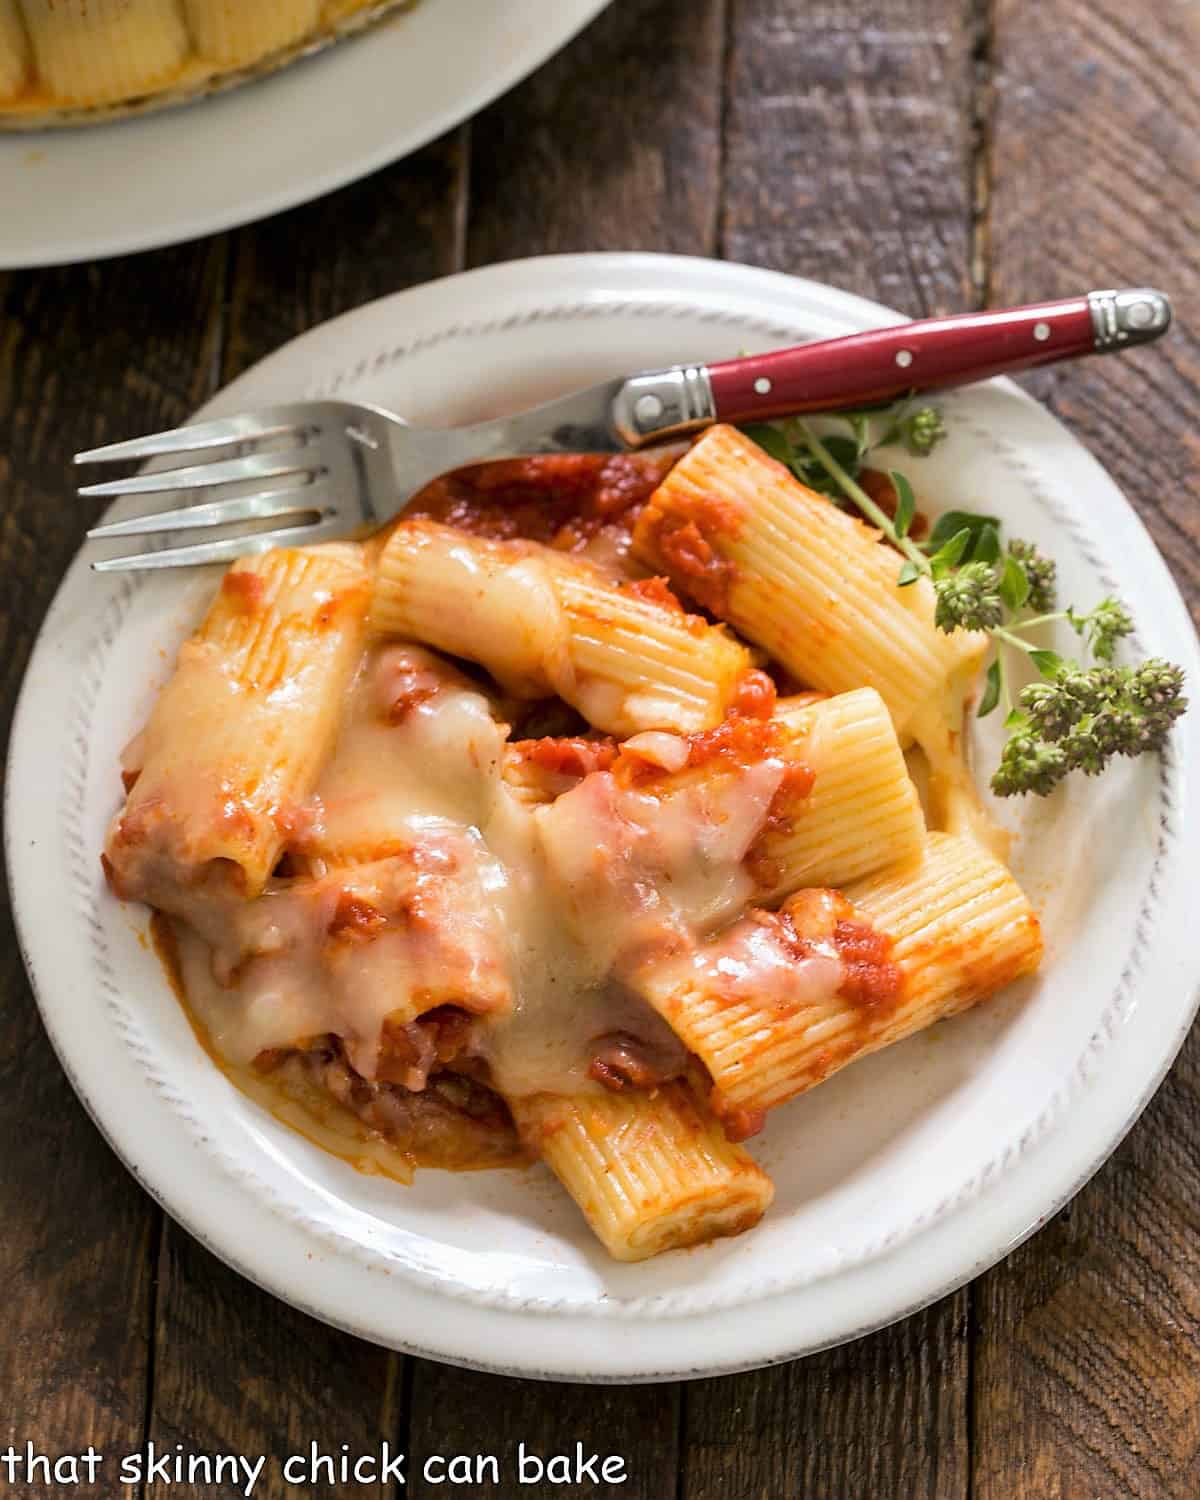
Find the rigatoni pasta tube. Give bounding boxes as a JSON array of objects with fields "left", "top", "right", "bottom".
[
  {"left": 182, "top": 0, "right": 319, "bottom": 64},
  {"left": 533, "top": 688, "right": 924, "bottom": 970},
  {"left": 754, "top": 688, "right": 925, "bottom": 899},
  {"left": 549, "top": 561, "right": 751, "bottom": 737},
  {"left": 636, "top": 834, "right": 1042, "bottom": 1125},
  {"left": 371, "top": 519, "right": 752, "bottom": 735},
  {"left": 0, "top": 1, "right": 30, "bottom": 101},
  {"left": 105, "top": 545, "right": 370, "bottom": 907},
  {"left": 18, "top": 0, "right": 189, "bottom": 104},
  {"left": 631, "top": 424, "right": 988, "bottom": 738},
  {"left": 512, "top": 1080, "right": 773, "bottom": 1261}
]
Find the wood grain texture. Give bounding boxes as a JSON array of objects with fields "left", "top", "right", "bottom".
[
  {"left": 148, "top": 1230, "right": 401, "bottom": 1499},
  {"left": 986, "top": 0, "right": 1200, "bottom": 624},
  {"left": 974, "top": 2, "right": 1200, "bottom": 1495},
  {"left": 0, "top": 243, "right": 226, "bottom": 1498},
  {"left": 466, "top": 0, "right": 728, "bottom": 263},
  {"left": 677, "top": 4, "right": 976, "bottom": 1497},
  {"left": 722, "top": 0, "right": 976, "bottom": 316},
  {"left": 682, "top": 1309, "right": 970, "bottom": 1500},
  {"left": 406, "top": 1364, "right": 678, "bottom": 1498},
  {"left": 223, "top": 129, "right": 469, "bottom": 384},
  {"left": 141, "top": 135, "right": 468, "bottom": 1500}
]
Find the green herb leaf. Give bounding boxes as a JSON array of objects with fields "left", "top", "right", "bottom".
[
  {"left": 820, "top": 434, "right": 861, "bottom": 475},
  {"left": 739, "top": 423, "right": 794, "bottom": 468},
  {"left": 897, "top": 559, "right": 922, "bottom": 587},
  {"left": 890, "top": 470, "right": 916, "bottom": 538},
  {"left": 999, "top": 554, "right": 1031, "bottom": 613},
  {"left": 977, "top": 657, "right": 1003, "bottom": 718},
  {"left": 1004, "top": 708, "right": 1027, "bottom": 730},
  {"left": 925, "top": 509, "right": 1002, "bottom": 561},
  {"left": 929, "top": 527, "right": 972, "bottom": 580},
  {"left": 1030, "top": 649, "right": 1065, "bottom": 679},
  {"left": 974, "top": 521, "right": 1002, "bottom": 566}
]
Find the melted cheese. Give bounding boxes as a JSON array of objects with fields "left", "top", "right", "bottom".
[
  {"left": 309, "top": 644, "right": 511, "bottom": 863},
  {"left": 166, "top": 640, "right": 797, "bottom": 1102},
  {"left": 660, "top": 915, "right": 844, "bottom": 1014}
]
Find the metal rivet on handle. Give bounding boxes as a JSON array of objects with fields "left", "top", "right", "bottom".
[
  {"left": 895, "top": 349, "right": 913, "bottom": 368},
  {"left": 1126, "top": 299, "right": 1156, "bottom": 329},
  {"left": 1034, "top": 321, "right": 1051, "bottom": 342},
  {"left": 634, "top": 393, "right": 664, "bottom": 426},
  {"left": 754, "top": 377, "right": 772, "bottom": 395}
]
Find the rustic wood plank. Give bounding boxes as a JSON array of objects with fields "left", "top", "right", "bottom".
[
  {"left": 406, "top": 1365, "right": 677, "bottom": 1498},
  {"left": 974, "top": 2, "right": 1200, "bottom": 1495},
  {"left": 684, "top": 3, "right": 976, "bottom": 1493},
  {"left": 984, "top": 0, "right": 1200, "bottom": 627},
  {"left": 0, "top": 240, "right": 227, "bottom": 1496},
  {"left": 682, "top": 1310, "right": 970, "bottom": 1500},
  {"left": 143, "top": 135, "right": 468, "bottom": 1500},
  {"left": 467, "top": 0, "right": 728, "bottom": 262},
  {"left": 722, "top": 0, "right": 976, "bottom": 316},
  {"left": 675, "top": 2, "right": 972, "bottom": 1500},
  {"left": 223, "top": 128, "right": 469, "bottom": 383},
  {"left": 148, "top": 1228, "right": 402, "bottom": 1499}
]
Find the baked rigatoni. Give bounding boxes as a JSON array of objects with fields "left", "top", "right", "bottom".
[
  {"left": 0, "top": 1, "right": 30, "bottom": 100},
  {"left": 635, "top": 833, "right": 1042, "bottom": 1128},
  {"left": 372, "top": 519, "right": 753, "bottom": 735},
  {"left": 105, "top": 545, "right": 370, "bottom": 906},
  {"left": 631, "top": 424, "right": 989, "bottom": 739},
  {"left": 181, "top": 0, "right": 320, "bottom": 64},
  {"left": 18, "top": 0, "right": 189, "bottom": 104},
  {"left": 104, "top": 424, "right": 1049, "bottom": 1266},
  {"left": 513, "top": 1079, "right": 773, "bottom": 1261}
]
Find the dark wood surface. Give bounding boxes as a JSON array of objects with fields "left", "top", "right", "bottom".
[{"left": 1, "top": 1, "right": 1196, "bottom": 1495}]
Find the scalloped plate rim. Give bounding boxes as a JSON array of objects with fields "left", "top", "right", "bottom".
[{"left": 7, "top": 252, "right": 1199, "bottom": 1380}]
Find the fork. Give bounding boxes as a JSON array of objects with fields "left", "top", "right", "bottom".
[{"left": 80, "top": 288, "right": 1171, "bottom": 571}]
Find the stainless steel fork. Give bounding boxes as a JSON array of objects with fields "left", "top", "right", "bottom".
[
  {"left": 81, "top": 388, "right": 654, "bottom": 571},
  {"left": 79, "top": 287, "right": 1172, "bottom": 570}
]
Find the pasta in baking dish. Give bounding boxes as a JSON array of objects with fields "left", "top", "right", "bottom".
[{"left": 104, "top": 429, "right": 1043, "bottom": 1263}]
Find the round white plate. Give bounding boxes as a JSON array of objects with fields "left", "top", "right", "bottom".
[
  {"left": 8, "top": 254, "right": 1199, "bottom": 1381},
  {"left": 0, "top": 0, "right": 610, "bottom": 269}
]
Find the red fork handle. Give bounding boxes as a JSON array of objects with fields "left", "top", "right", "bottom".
[
  {"left": 609, "top": 289, "right": 1170, "bottom": 447},
  {"left": 705, "top": 290, "right": 1170, "bottom": 423}
]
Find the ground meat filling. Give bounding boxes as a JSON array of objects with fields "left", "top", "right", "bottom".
[
  {"left": 257, "top": 1033, "right": 524, "bottom": 1170},
  {"left": 377, "top": 1006, "right": 479, "bottom": 1091},
  {"left": 588, "top": 1031, "right": 684, "bottom": 1094}
]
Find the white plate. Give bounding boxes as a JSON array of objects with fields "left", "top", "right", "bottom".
[
  {"left": 8, "top": 254, "right": 1199, "bottom": 1381},
  {"left": 0, "top": 0, "right": 610, "bottom": 269}
]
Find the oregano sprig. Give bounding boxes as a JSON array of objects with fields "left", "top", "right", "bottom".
[{"left": 738, "top": 400, "right": 1187, "bottom": 796}]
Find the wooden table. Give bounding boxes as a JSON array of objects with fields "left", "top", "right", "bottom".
[{"left": 2, "top": 2, "right": 1197, "bottom": 1495}]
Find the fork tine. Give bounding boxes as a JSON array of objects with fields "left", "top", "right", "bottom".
[
  {"left": 74, "top": 412, "right": 309, "bottom": 465},
  {"left": 86, "top": 485, "right": 326, "bottom": 540},
  {"left": 78, "top": 448, "right": 319, "bottom": 500},
  {"left": 91, "top": 516, "right": 345, "bottom": 572}
]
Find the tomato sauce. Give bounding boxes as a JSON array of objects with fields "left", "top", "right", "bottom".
[
  {"left": 769, "top": 898, "right": 903, "bottom": 1015},
  {"left": 406, "top": 451, "right": 677, "bottom": 551},
  {"left": 511, "top": 736, "right": 620, "bottom": 778},
  {"left": 622, "top": 575, "right": 685, "bottom": 612}
]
